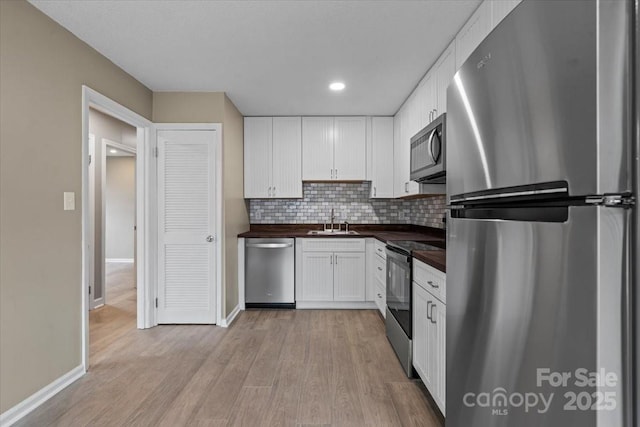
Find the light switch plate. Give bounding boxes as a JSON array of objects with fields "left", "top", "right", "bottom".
[{"left": 64, "top": 192, "right": 75, "bottom": 211}]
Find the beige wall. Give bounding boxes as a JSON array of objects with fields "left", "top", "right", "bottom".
[
  {"left": 152, "top": 92, "right": 225, "bottom": 123},
  {"left": 89, "top": 108, "right": 137, "bottom": 149},
  {"left": 0, "top": 0, "right": 152, "bottom": 413},
  {"left": 152, "top": 92, "right": 248, "bottom": 318},
  {"left": 222, "top": 95, "right": 247, "bottom": 316},
  {"left": 106, "top": 157, "right": 136, "bottom": 259}
]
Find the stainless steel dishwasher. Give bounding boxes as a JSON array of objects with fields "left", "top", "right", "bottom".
[{"left": 245, "top": 238, "right": 295, "bottom": 308}]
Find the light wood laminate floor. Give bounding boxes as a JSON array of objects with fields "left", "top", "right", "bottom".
[{"left": 18, "top": 264, "right": 442, "bottom": 426}]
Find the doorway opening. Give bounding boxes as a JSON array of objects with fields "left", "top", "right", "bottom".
[
  {"left": 82, "top": 86, "right": 155, "bottom": 372},
  {"left": 87, "top": 108, "right": 138, "bottom": 362}
]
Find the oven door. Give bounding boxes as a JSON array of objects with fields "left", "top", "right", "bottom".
[{"left": 386, "top": 246, "right": 412, "bottom": 338}]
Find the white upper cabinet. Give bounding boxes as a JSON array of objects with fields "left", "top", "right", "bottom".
[
  {"left": 455, "top": 1, "right": 491, "bottom": 69},
  {"left": 394, "top": 98, "right": 421, "bottom": 198},
  {"left": 302, "top": 116, "right": 366, "bottom": 181},
  {"left": 491, "top": 0, "right": 522, "bottom": 28},
  {"left": 302, "top": 117, "right": 334, "bottom": 180},
  {"left": 244, "top": 117, "right": 273, "bottom": 198},
  {"left": 244, "top": 117, "right": 302, "bottom": 198},
  {"left": 272, "top": 117, "right": 302, "bottom": 198},
  {"left": 417, "top": 71, "right": 436, "bottom": 129},
  {"left": 434, "top": 41, "right": 456, "bottom": 117},
  {"left": 370, "top": 117, "right": 394, "bottom": 198},
  {"left": 334, "top": 117, "right": 366, "bottom": 180}
]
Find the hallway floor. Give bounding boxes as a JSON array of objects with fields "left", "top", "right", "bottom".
[{"left": 89, "top": 262, "right": 137, "bottom": 362}]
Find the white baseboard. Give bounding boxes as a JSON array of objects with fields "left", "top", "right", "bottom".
[
  {"left": 105, "top": 258, "right": 134, "bottom": 263},
  {"left": 218, "top": 304, "right": 241, "bottom": 327},
  {"left": 295, "top": 301, "right": 378, "bottom": 310},
  {"left": 0, "top": 365, "right": 85, "bottom": 427}
]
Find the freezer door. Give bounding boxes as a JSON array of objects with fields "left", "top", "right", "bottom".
[
  {"left": 446, "top": 0, "right": 631, "bottom": 198},
  {"left": 447, "top": 206, "right": 628, "bottom": 426}
]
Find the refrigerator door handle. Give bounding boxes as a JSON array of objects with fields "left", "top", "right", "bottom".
[{"left": 585, "top": 193, "right": 635, "bottom": 207}]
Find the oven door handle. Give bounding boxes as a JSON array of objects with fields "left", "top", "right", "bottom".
[{"left": 385, "top": 245, "right": 412, "bottom": 262}]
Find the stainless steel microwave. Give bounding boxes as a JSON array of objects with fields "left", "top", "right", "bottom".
[{"left": 410, "top": 113, "right": 446, "bottom": 183}]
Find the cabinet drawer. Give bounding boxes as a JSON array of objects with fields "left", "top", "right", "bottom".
[
  {"left": 301, "top": 238, "right": 365, "bottom": 253},
  {"left": 374, "top": 239, "right": 387, "bottom": 260},
  {"left": 374, "top": 254, "right": 386, "bottom": 284},
  {"left": 374, "top": 279, "right": 386, "bottom": 317},
  {"left": 413, "top": 258, "right": 446, "bottom": 303}
]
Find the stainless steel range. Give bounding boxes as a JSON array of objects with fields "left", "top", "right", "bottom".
[{"left": 385, "top": 240, "right": 443, "bottom": 377}]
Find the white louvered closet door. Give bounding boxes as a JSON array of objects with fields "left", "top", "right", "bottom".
[{"left": 157, "top": 130, "right": 217, "bottom": 324}]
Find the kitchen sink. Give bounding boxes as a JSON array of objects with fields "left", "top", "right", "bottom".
[{"left": 307, "top": 230, "right": 359, "bottom": 236}]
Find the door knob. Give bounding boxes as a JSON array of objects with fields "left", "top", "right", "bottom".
[{"left": 206, "top": 235, "right": 214, "bottom": 242}]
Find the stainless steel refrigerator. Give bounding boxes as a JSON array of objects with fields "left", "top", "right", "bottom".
[{"left": 446, "top": 1, "right": 636, "bottom": 426}]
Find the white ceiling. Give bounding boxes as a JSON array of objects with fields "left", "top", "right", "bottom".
[{"left": 29, "top": 0, "right": 481, "bottom": 116}]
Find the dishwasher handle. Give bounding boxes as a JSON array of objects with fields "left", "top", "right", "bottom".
[{"left": 246, "top": 243, "right": 293, "bottom": 249}]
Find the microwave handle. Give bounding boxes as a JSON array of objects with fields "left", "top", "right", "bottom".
[{"left": 427, "top": 129, "right": 437, "bottom": 163}]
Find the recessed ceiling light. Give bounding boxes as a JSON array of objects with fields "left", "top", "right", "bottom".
[
  {"left": 329, "top": 82, "right": 346, "bottom": 91},
  {"left": 110, "top": 149, "right": 117, "bottom": 154}
]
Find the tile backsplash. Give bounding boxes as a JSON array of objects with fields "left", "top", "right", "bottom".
[{"left": 249, "top": 182, "right": 446, "bottom": 229}]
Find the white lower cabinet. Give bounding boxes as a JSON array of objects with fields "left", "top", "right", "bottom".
[
  {"left": 297, "top": 239, "right": 370, "bottom": 308},
  {"left": 301, "top": 252, "right": 334, "bottom": 301},
  {"left": 365, "top": 238, "right": 387, "bottom": 317},
  {"left": 413, "top": 262, "right": 446, "bottom": 414},
  {"left": 374, "top": 278, "right": 386, "bottom": 317},
  {"left": 333, "top": 252, "right": 366, "bottom": 301}
]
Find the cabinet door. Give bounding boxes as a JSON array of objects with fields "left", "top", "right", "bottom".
[
  {"left": 333, "top": 252, "right": 366, "bottom": 301},
  {"left": 435, "top": 41, "right": 456, "bottom": 116},
  {"left": 301, "top": 252, "right": 334, "bottom": 301},
  {"left": 431, "top": 298, "right": 446, "bottom": 413},
  {"left": 370, "top": 117, "right": 394, "bottom": 198},
  {"left": 302, "top": 117, "right": 334, "bottom": 180},
  {"left": 334, "top": 117, "right": 366, "bottom": 180},
  {"left": 413, "top": 284, "right": 431, "bottom": 389},
  {"left": 491, "top": 0, "right": 521, "bottom": 28},
  {"left": 417, "top": 71, "right": 436, "bottom": 129},
  {"left": 375, "top": 280, "right": 386, "bottom": 317},
  {"left": 455, "top": 1, "right": 491, "bottom": 69},
  {"left": 272, "top": 117, "right": 302, "bottom": 198},
  {"left": 394, "top": 100, "right": 420, "bottom": 197},
  {"left": 244, "top": 117, "right": 272, "bottom": 198},
  {"left": 393, "top": 111, "right": 404, "bottom": 197}
]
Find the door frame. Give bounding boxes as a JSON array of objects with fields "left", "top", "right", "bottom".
[
  {"left": 154, "top": 123, "right": 224, "bottom": 325},
  {"left": 81, "top": 86, "right": 155, "bottom": 371}
]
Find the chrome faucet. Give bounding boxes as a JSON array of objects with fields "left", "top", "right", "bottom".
[{"left": 325, "top": 208, "right": 337, "bottom": 232}]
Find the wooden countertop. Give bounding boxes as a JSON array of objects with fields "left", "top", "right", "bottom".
[
  {"left": 238, "top": 224, "right": 446, "bottom": 247},
  {"left": 239, "top": 224, "right": 447, "bottom": 272},
  {"left": 413, "top": 250, "right": 446, "bottom": 273}
]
